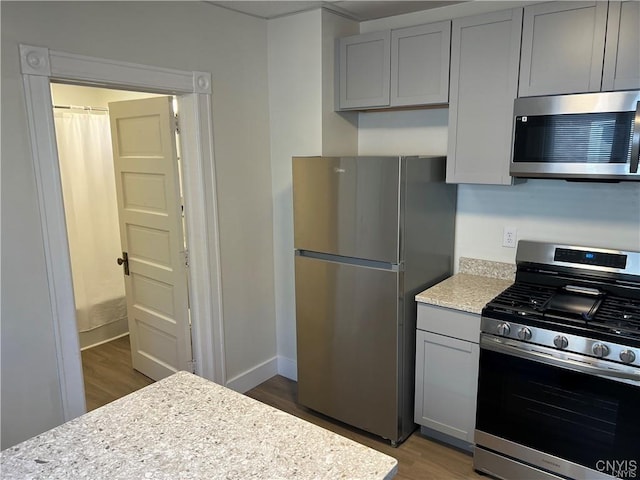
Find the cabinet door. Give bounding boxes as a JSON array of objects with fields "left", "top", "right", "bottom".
[
  {"left": 390, "top": 21, "right": 451, "bottom": 106},
  {"left": 339, "top": 30, "right": 391, "bottom": 109},
  {"left": 519, "top": 1, "right": 608, "bottom": 96},
  {"left": 415, "top": 330, "right": 479, "bottom": 443},
  {"left": 602, "top": 1, "right": 640, "bottom": 91},
  {"left": 447, "top": 8, "right": 522, "bottom": 185}
]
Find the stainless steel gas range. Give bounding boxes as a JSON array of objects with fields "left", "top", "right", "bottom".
[{"left": 474, "top": 241, "right": 640, "bottom": 480}]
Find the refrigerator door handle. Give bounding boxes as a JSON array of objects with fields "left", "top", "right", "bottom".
[{"left": 296, "top": 249, "right": 400, "bottom": 272}]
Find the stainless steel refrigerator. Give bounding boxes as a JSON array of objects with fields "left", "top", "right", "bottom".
[{"left": 293, "top": 156, "right": 456, "bottom": 445}]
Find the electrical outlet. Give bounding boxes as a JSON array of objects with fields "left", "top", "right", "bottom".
[{"left": 503, "top": 226, "right": 517, "bottom": 248}]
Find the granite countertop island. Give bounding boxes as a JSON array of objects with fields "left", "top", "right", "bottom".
[
  {"left": 1, "top": 371, "right": 398, "bottom": 480},
  {"left": 416, "top": 257, "right": 515, "bottom": 314}
]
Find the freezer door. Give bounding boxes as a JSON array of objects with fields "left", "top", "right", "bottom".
[
  {"left": 295, "top": 255, "right": 400, "bottom": 441},
  {"left": 292, "top": 156, "right": 400, "bottom": 263}
]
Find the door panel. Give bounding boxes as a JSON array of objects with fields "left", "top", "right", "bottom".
[
  {"left": 292, "top": 156, "right": 400, "bottom": 263},
  {"left": 109, "top": 96, "right": 191, "bottom": 381},
  {"left": 121, "top": 172, "right": 167, "bottom": 211},
  {"left": 126, "top": 225, "right": 172, "bottom": 266},
  {"left": 295, "top": 254, "right": 400, "bottom": 440},
  {"left": 131, "top": 274, "right": 175, "bottom": 317}
]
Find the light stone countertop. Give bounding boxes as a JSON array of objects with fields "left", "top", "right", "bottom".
[
  {"left": 415, "top": 258, "right": 515, "bottom": 314},
  {"left": 1, "top": 371, "right": 398, "bottom": 480}
]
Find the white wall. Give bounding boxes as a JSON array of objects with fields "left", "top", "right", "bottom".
[
  {"left": 268, "top": 9, "right": 323, "bottom": 380},
  {"left": 1, "top": 1, "right": 276, "bottom": 448},
  {"left": 358, "top": 108, "right": 448, "bottom": 156},
  {"left": 455, "top": 181, "right": 640, "bottom": 265},
  {"left": 320, "top": 10, "right": 359, "bottom": 156},
  {"left": 268, "top": 9, "right": 358, "bottom": 380}
]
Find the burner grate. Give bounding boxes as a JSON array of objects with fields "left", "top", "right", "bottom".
[
  {"left": 488, "top": 283, "right": 555, "bottom": 312},
  {"left": 592, "top": 296, "right": 640, "bottom": 339}
]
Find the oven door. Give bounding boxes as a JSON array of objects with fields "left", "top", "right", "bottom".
[{"left": 476, "top": 334, "right": 640, "bottom": 480}]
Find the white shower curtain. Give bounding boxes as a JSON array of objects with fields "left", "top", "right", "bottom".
[{"left": 54, "top": 110, "right": 127, "bottom": 333}]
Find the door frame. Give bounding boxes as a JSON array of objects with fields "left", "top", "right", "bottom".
[{"left": 19, "top": 44, "right": 226, "bottom": 421}]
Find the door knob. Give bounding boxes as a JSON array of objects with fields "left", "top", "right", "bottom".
[{"left": 117, "top": 252, "right": 129, "bottom": 276}]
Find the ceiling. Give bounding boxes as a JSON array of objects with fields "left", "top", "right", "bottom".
[{"left": 209, "top": 1, "right": 464, "bottom": 22}]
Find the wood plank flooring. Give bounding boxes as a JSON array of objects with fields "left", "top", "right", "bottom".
[
  {"left": 245, "top": 375, "right": 484, "bottom": 480},
  {"left": 81, "top": 335, "right": 154, "bottom": 411}
]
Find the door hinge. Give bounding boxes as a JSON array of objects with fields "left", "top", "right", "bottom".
[
  {"left": 175, "top": 114, "right": 180, "bottom": 134},
  {"left": 184, "top": 249, "right": 190, "bottom": 268},
  {"left": 187, "top": 360, "right": 197, "bottom": 374}
]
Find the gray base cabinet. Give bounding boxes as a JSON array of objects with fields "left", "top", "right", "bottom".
[{"left": 414, "top": 304, "right": 480, "bottom": 448}]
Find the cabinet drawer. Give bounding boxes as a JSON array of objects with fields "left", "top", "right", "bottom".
[{"left": 417, "top": 303, "right": 480, "bottom": 343}]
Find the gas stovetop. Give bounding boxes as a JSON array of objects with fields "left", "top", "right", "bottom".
[
  {"left": 481, "top": 241, "right": 640, "bottom": 366},
  {"left": 485, "top": 282, "right": 640, "bottom": 343}
]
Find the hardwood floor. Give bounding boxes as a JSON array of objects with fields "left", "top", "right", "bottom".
[
  {"left": 245, "top": 375, "right": 484, "bottom": 480},
  {"left": 81, "top": 335, "right": 154, "bottom": 411}
]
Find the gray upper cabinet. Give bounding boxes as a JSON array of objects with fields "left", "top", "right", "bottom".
[
  {"left": 519, "top": 1, "right": 612, "bottom": 96},
  {"left": 339, "top": 30, "right": 391, "bottom": 110},
  {"left": 390, "top": 21, "right": 451, "bottom": 106},
  {"left": 446, "top": 8, "right": 523, "bottom": 185},
  {"left": 337, "top": 22, "right": 451, "bottom": 110},
  {"left": 602, "top": 1, "right": 640, "bottom": 91}
]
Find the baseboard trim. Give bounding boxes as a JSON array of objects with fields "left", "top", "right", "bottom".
[
  {"left": 419, "top": 426, "right": 474, "bottom": 453},
  {"left": 225, "top": 356, "right": 278, "bottom": 393},
  {"left": 277, "top": 356, "right": 297, "bottom": 381},
  {"left": 79, "top": 320, "right": 129, "bottom": 350}
]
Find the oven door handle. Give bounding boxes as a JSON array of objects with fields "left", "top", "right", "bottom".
[{"left": 481, "top": 336, "right": 640, "bottom": 385}]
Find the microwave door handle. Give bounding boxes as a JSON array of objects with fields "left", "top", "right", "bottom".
[{"left": 631, "top": 100, "right": 640, "bottom": 174}]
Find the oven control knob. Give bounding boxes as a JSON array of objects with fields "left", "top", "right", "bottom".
[
  {"left": 497, "top": 322, "right": 511, "bottom": 336},
  {"left": 592, "top": 343, "right": 609, "bottom": 358},
  {"left": 619, "top": 350, "right": 636, "bottom": 364},
  {"left": 553, "top": 335, "right": 569, "bottom": 349},
  {"left": 517, "top": 327, "right": 532, "bottom": 341}
]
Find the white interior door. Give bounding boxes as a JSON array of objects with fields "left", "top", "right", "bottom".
[{"left": 108, "top": 96, "right": 191, "bottom": 381}]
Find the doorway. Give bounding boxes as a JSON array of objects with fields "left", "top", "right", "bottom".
[
  {"left": 51, "top": 83, "right": 182, "bottom": 409},
  {"left": 20, "top": 44, "right": 225, "bottom": 421}
]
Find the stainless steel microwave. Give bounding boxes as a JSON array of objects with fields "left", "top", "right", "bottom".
[{"left": 510, "top": 90, "right": 640, "bottom": 181}]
